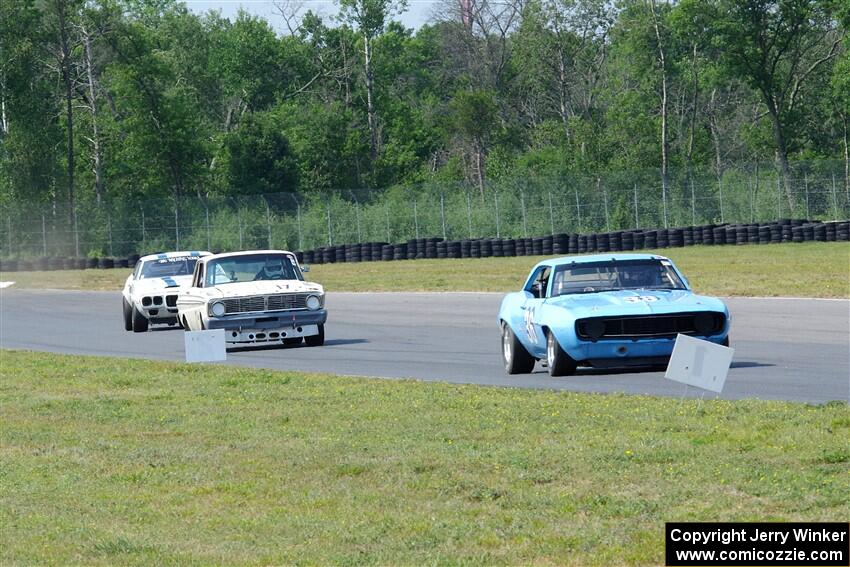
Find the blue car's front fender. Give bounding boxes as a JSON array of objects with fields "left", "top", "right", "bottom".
[{"left": 498, "top": 291, "right": 546, "bottom": 358}]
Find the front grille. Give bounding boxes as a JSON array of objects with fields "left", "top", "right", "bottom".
[
  {"left": 267, "top": 294, "right": 308, "bottom": 310},
  {"left": 221, "top": 294, "right": 308, "bottom": 314},
  {"left": 576, "top": 312, "right": 725, "bottom": 340},
  {"left": 223, "top": 296, "right": 266, "bottom": 314},
  {"left": 165, "top": 294, "right": 178, "bottom": 307}
]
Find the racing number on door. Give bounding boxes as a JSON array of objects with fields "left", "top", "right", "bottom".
[{"left": 523, "top": 305, "right": 538, "bottom": 343}]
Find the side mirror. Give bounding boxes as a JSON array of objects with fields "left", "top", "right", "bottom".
[
  {"left": 531, "top": 282, "right": 544, "bottom": 298},
  {"left": 301, "top": 264, "right": 310, "bottom": 273}
]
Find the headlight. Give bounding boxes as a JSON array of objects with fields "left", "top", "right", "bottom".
[
  {"left": 210, "top": 301, "right": 226, "bottom": 317},
  {"left": 306, "top": 295, "right": 321, "bottom": 310},
  {"left": 584, "top": 319, "right": 605, "bottom": 340},
  {"left": 694, "top": 312, "right": 717, "bottom": 335}
]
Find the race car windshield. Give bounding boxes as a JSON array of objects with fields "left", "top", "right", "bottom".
[
  {"left": 551, "top": 260, "right": 686, "bottom": 296},
  {"left": 139, "top": 257, "right": 198, "bottom": 279},
  {"left": 205, "top": 254, "right": 303, "bottom": 286}
]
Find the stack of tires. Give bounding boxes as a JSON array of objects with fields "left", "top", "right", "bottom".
[{"left": 3, "top": 218, "right": 847, "bottom": 273}]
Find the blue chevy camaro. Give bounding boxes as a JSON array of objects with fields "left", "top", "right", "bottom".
[{"left": 497, "top": 253, "right": 730, "bottom": 376}]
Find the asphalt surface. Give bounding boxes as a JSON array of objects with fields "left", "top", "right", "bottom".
[{"left": 1, "top": 289, "right": 848, "bottom": 403}]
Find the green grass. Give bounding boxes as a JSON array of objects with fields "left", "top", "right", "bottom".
[
  {"left": 1, "top": 350, "right": 848, "bottom": 565},
  {"left": 2, "top": 242, "right": 848, "bottom": 297}
]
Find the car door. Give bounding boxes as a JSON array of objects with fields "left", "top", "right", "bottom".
[
  {"left": 520, "top": 265, "right": 551, "bottom": 348},
  {"left": 179, "top": 261, "right": 205, "bottom": 330}
]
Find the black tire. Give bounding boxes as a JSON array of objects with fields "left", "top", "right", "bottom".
[
  {"left": 131, "top": 305, "right": 148, "bottom": 333},
  {"left": 546, "top": 330, "right": 577, "bottom": 377},
  {"left": 501, "top": 323, "right": 535, "bottom": 374},
  {"left": 122, "top": 298, "right": 133, "bottom": 331},
  {"left": 283, "top": 337, "right": 303, "bottom": 346},
  {"left": 305, "top": 324, "right": 325, "bottom": 347}
]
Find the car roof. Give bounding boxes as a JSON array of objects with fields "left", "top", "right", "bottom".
[
  {"left": 139, "top": 251, "right": 211, "bottom": 262},
  {"left": 532, "top": 253, "right": 671, "bottom": 271},
  {"left": 200, "top": 249, "right": 297, "bottom": 263}
]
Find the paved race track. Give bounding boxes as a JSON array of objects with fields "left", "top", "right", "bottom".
[{"left": 1, "top": 290, "right": 847, "bottom": 403}]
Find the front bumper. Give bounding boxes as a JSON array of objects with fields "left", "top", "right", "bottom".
[
  {"left": 206, "top": 309, "right": 327, "bottom": 342},
  {"left": 137, "top": 302, "right": 179, "bottom": 324},
  {"left": 556, "top": 329, "right": 729, "bottom": 365}
]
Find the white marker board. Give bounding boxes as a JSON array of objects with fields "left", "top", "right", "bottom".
[
  {"left": 184, "top": 329, "right": 226, "bottom": 363},
  {"left": 665, "top": 334, "right": 734, "bottom": 393}
]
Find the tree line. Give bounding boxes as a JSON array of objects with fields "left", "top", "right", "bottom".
[{"left": 0, "top": 0, "right": 847, "bottom": 224}]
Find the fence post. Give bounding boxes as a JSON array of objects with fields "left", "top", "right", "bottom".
[
  {"left": 296, "top": 201, "right": 303, "bottom": 250},
  {"left": 548, "top": 191, "right": 555, "bottom": 235},
  {"left": 140, "top": 205, "right": 146, "bottom": 253},
  {"left": 237, "top": 206, "right": 244, "bottom": 249},
  {"left": 326, "top": 203, "right": 332, "bottom": 246},
  {"left": 107, "top": 212, "right": 113, "bottom": 257},
  {"left": 440, "top": 193, "right": 447, "bottom": 239},
  {"left": 385, "top": 203, "right": 391, "bottom": 242},
  {"left": 413, "top": 199, "right": 419, "bottom": 239},
  {"left": 601, "top": 178, "right": 610, "bottom": 232},
  {"left": 466, "top": 191, "right": 473, "bottom": 238},
  {"left": 351, "top": 192, "right": 362, "bottom": 243},
  {"left": 42, "top": 214, "right": 47, "bottom": 257},
  {"left": 662, "top": 180, "right": 669, "bottom": 229},
  {"left": 73, "top": 206, "right": 79, "bottom": 257},
  {"left": 264, "top": 196, "right": 273, "bottom": 249},
  {"left": 204, "top": 202, "right": 211, "bottom": 251},
  {"left": 691, "top": 177, "right": 696, "bottom": 225},
  {"left": 6, "top": 215, "right": 11, "bottom": 257},
  {"left": 574, "top": 186, "right": 582, "bottom": 232},
  {"left": 174, "top": 203, "right": 180, "bottom": 250},
  {"left": 749, "top": 179, "right": 754, "bottom": 223},
  {"left": 494, "top": 191, "right": 501, "bottom": 238},
  {"left": 718, "top": 178, "right": 725, "bottom": 224},
  {"left": 633, "top": 184, "right": 639, "bottom": 229},
  {"left": 520, "top": 189, "right": 528, "bottom": 237},
  {"left": 832, "top": 173, "right": 839, "bottom": 218},
  {"left": 754, "top": 162, "right": 760, "bottom": 221},
  {"left": 776, "top": 173, "right": 782, "bottom": 219},
  {"left": 803, "top": 171, "right": 810, "bottom": 219}
]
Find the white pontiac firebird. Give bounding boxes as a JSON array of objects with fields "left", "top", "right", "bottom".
[
  {"left": 122, "top": 251, "right": 212, "bottom": 332},
  {"left": 176, "top": 250, "right": 327, "bottom": 346}
]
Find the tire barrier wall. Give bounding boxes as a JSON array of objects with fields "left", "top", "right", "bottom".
[{"left": 0, "top": 219, "right": 847, "bottom": 272}]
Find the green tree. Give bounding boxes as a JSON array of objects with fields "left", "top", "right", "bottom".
[
  {"left": 450, "top": 89, "right": 498, "bottom": 196},
  {"left": 337, "top": 0, "right": 408, "bottom": 164},
  {"left": 224, "top": 111, "right": 298, "bottom": 195},
  {"left": 709, "top": 0, "right": 845, "bottom": 209}
]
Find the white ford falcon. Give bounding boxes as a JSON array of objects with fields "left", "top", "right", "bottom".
[
  {"left": 176, "top": 250, "right": 326, "bottom": 346},
  {"left": 122, "top": 251, "right": 212, "bottom": 332}
]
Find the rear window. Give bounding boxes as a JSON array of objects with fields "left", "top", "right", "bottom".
[{"left": 139, "top": 257, "right": 198, "bottom": 279}]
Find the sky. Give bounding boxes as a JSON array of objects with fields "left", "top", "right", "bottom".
[{"left": 182, "top": 0, "right": 438, "bottom": 32}]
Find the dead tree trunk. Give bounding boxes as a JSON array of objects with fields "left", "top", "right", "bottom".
[
  {"left": 363, "top": 34, "right": 378, "bottom": 163},
  {"left": 82, "top": 28, "right": 105, "bottom": 205},
  {"left": 765, "top": 96, "right": 797, "bottom": 211},
  {"left": 474, "top": 137, "right": 485, "bottom": 198},
  {"left": 56, "top": 0, "right": 75, "bottom": 225},
  {"left": 648, "top": 0, "right": 669, "bottom": 225}
]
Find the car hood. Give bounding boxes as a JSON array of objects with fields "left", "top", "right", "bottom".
[
  {"left": 132, "top": 274, "right": 194, "bottom": 292},
  {"left": 545, "top": 289, "right": 727, "bottom": 318},
  {"left": 205, "top": 280, "right": 323, "bottom": 299}
]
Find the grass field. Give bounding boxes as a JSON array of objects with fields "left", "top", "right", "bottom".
[
  {"left": 1, "top": 242, "right": 848, "bottom": 298},
  {"left": 1, "top": 350, "right": 848, "bottom": 565}
]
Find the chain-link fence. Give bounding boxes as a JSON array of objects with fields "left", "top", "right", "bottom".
[{"left": 2, "top": 160, "right": 848, "bottom": 258}]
